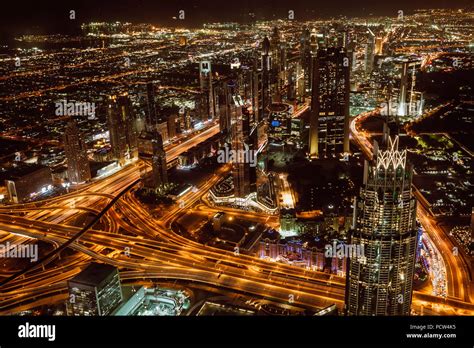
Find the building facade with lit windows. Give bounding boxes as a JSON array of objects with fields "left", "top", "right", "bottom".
[
  {"left": 138, "top": 131, "right": 169, "bottom": 193},
  {"left": 199, "top": 60, "right": 215, "bottom": 120},
  {"left": 309, "top": 47, "right": 350, "bottom": 159},
  {"left": 231, "top": 106, "right": 257, "bottom": 198},
  {"left": 345, "top": 137, "right": 418, "bottom": 315},
  {"left": 63, "top": 119, "right": 91, "bottom": 184},
  {"left": 107, "top": 93, "right": 138, "bottom": 166},
  {"left": 67, "top": 263, "right": 123, "bottom": 316}
]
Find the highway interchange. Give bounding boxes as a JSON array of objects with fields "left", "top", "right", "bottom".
[{"left": 0, "top": 110, "right": 472, "bottom": 316}]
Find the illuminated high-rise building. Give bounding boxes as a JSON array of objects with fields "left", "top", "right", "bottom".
[
  {"left": 227, "top": 63, "right": 253, "bottom": 116},
  {"left": 149, "top": 131, "right": 168, "bottom": 191},
  {"left": 346, "top": 38, "right": 357, "bottom": 75},
  {"left": 67, "top": 263, "right": 123, "bottom": 316},
  {"left": 375, "top": 36, "right": 384, "bottom": 55},
  {"left": 365, "top": 28, "right": 376, "bottom": 74},
  {"left": 107, "top": 93, "right": 138, "bottom": 166},
  {"left": 139, "top": 130, "right": 168, "bottom": 193},
  {"left": 336, "top": 29, "right": 349, "bottom": 48},
  {"left": 270, "top": 27, "right": 282, "bottom": 70},
  {"left": 300, "top": 28, "right": 312, "bottom": 94},
  {"left": 309, "top": 47, "right": 350, "bottom": 159},
  {"left": 286, "top": 64, "right": 295, "bottom": 100},
  {"left": 295, "top": 62, "right": 305, "bottom": 102},
  {"left": 250, "top": 58, "right": 269, "bottom": 159},
  {"left": 310, "top": 29, "right": 319, "bottom": 54},
  {"left": 216, "top": 81, "right": 229, "bottom": 134},
  {"left": 251, "top": 68, "right": 264, "bottom": 123},
  {"left": 259, "top": 36, "right": 271, "bottom": 120},
  {"left": 146, "top": 82, "right": 157, "bottom": 131},
  {"left": 232, "top": 107, "right": 257, "bottom": 197},
  {"left": 397, "top": 60, "right": 422, "bottom": 116},
  {"left": 309, "top": 29, "right": 318, "bottom": 92},
  {"left": 63, "top": 119, "right": 91, "bottom": 184},
  {"left": 346, "top": 137, "right": 418, "bottom": 316},
  {"left": 269, "top": 27, "right": 282, "bottom": 102},
  {"left": 199, "top": 61, "right": 215, "bottom": 120},
  {"left": 269, "top": 27, "right": 287, "bottom": 103},
  {"left": 217, "top": 79, "right": 243, "bottom": 135}
]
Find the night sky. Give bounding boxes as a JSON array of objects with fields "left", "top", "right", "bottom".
[{"left": 0, "top": 0, "right": 472, "bottom": 40}]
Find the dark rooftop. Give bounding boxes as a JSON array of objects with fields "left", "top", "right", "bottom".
[
  {"left": 0, "top": 164, "right": 49, "bottom": 181},
  {"left": 69, "top": 262, "right": 118, "bottom": 287}
]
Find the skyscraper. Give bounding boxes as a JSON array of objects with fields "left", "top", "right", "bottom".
[
  {"left": 397, "top": 60, "right": 421, "bottom": 117},
  {"left": 309, "top": 29, "right": 320, "bottom": 93},
  {"left": 269, "top": 27, "right": 286, "bottom": 103},
  {"left": 365, "top": 28, "right": 376, "bottom": 74},
  {"left": 146, "top": 82, "right": 157, "bottom": 130},
  {"left": 375, "top": 36, "right": 384, "bottom": 55},
  {"left": 260, "top": 36, "right": 271, "bottom": 120},
  {"left": 232, "top": 107, "right": 257, "bottom": 197},
  {"left": 346, "top": 137, "right": 418, "bottom": 316},
  {"left": 309, "top": 47, "right": 350, "bottom": 159},
  {"left": 346, "top": 36, "right": 357, "bottom": 75},
  {"left": 251, "top": 68, "right": 264, "bottom": 124},
  {"left": 217, "top": 79, "right": 242, "bottom": 135},
  {"left": 167, "top": 113, "right": 177, "bottom": 140},
  {"left": 139, "top": 130, "right": 168, "bottom": 193},
  {"left": 300, "top": 28, "right": 312, "bottom": 94},
  {"left": 216, "top": 81, "right": 230, "bottom": 134},
  {"left": 150, "top": 131, "right": 168, "bottom": 191},
  {"left": 286, "top": 64, "right": 295, "bottom": 100},
  {"left": 199, "top": 60, "right": 214, "bottom": 120},
  {"left": 107, "top": 93, "right": 138, "bottom": 166},
  {"left": 67, "top": 263, "right": 123, "bottom": 316},
  {"left": 63, "top": 119, "right": 91, "bottom": 184}
]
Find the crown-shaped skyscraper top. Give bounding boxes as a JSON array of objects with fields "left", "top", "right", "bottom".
[{"left": 376, "top": 136, "right": 407, "bottom": 170}]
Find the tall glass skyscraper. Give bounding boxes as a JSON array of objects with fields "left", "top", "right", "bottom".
[
  {"left": 346, "top": 137, "right": 418, "bottom": 315},
  {"left": 309, "top": 47, "right": 350, "bottom": 159},
  {"left": 67, "top": 263, "right": 123, "bottom": 316},
  {"left": 232, "top": 107, "right": 257, "bottom": 197},
  {"left": 199, "top": 60, "right": 215, "bottom": 120},
  {"left": 63, "top": 119, "right": 91, "bottom": 184},
  {"left": 107, "top": 93, "right": 138, "bottom": 166}
]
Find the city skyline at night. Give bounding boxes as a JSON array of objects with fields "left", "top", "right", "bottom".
[{"left": 0, "top": 1, "right": 472, "bottom": 346}]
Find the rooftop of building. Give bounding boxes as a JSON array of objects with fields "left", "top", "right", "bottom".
[
  {"left": 69, "top": 262, "right": 118, "bottom": 287},
  {"left": 0, "top": 163, "right": 50, "bottom": 181}
]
